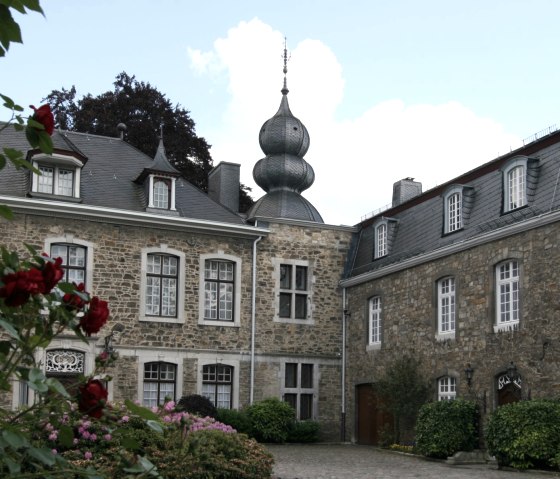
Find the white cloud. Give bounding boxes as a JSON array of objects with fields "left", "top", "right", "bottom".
[{"left": 189, "top": 19, "right": 521, "bottom": 225}]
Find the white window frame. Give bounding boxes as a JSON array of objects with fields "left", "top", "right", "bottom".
[
  {"left": 137, "top": 351, "right": 184, "bottom": 408},
  {"left": 438, "top": 376, "right": 457, "bottom": 401},
  {"left": 141, "top": 361, "right": 177, "bottom": 407},
  {"left": 272, "top": 258, "right": 313, "bottom": 324},
  {"left": 44, "top": 236, "right": 94, "bottom": 289},
  {"left": 197, "top": 356, "right": 239, "bottom": 409},
  {"left": 494, "top": 260, "right": 520, "bottom": 333},
  {"left": 436, "top": 277, "right": 456, "bottom": 340},
  {"left": 368, "top": 296, "right": 382, "bottom": 349},
  {"left": 198, "top": 253, "right": 241, "bottom": 327},
  {"left": 281, "top": 362, "right": 317, "bottom": 420},
  {"left": 443, "top": 186, "right": 463, "bottom": 233},
  {"left": 148, "top": 174, "right": 176, "bottom": 211},
  {"left": 374, "top": 222, "right": 388, "bottom": 258},
  {"left": 140, "top": 245, "right": 185, "bottom": 324},
  {"left": 503, "top": 158, "right": 527, "bottom": 212},
  {"left": 201, "top": 363, "right": 234, "bottom": 409},
  {"left": 31, "top": 153, "right": 82, "bottom": 199}
]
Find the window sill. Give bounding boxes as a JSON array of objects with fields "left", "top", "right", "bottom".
[
  {"left": 198, "top": 319, "right": 240, "bottom": 328},
  {"left": 366, "top": 342, "right": 381, "bottom": 351},
  {"left": 273, "top": 317, "right": 314, "bottom": 325},
  {"left": 139, "top": 315, "right": 184, "bottom": 324},
  {"left": 435, "top": 332, "right": 456, "bottom": 341},
  {"left": 493, "top": 322, "right": 519, "bottom": 333}
]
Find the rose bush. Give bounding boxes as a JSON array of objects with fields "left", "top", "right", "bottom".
[{"left": 78, "top": 379, "right": 109, "bottom": 419}]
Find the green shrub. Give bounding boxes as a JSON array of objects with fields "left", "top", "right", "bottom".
[
  {"left": 415, "top": 399, "right": 478, "bottom": 458},
  {"left": 176, "top": 394, "right": 217, "bottom": 418},
  {"left": 287, "top": 420, "right": 320, "bottom": 443},
  {"left": 151, "top": 429, "right": 274, "bottom": 479},
  {"left": 246, "top": 398, "right": 295, "bottom": 443},
  {"left": 486, "top": 399, "right": 560, "bottom": 470},
  {"left": 216, "top": 407, "right": 252, "bottom": 435}
]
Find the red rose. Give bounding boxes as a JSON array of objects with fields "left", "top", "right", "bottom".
[
  {"left": 30, "top": 104, "right": 55, "bottom": 136},
  {"left": 0, "top": 268, "right": 45, "bottom": 307},
  {"left": 79, "top": 296, "right": 109, "bottom": 336},
  {"left": 63, "top": 282, "right": 89, "bottom": 310},
  {"left": 78, "top": 379, "right": 108, "bottom": 418},
  {"left": 41, "top": 256, "right": 64, "bottom": 293}
]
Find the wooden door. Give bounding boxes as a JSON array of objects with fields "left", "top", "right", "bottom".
[{"left": 356, "top": 383, "right": 392, "bottom": 445}]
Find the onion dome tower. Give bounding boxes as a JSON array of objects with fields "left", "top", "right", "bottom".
[{"left": 247, "top": 41, "right": 323, "bottom": 223}]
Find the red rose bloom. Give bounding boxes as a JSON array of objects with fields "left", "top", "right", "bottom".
[
  {"left": 79, "top": 296, "right": 109, "bottom": 336},
  {"left": 30, "top": 104, "right": 55, "bottom": 135},
  {"left": 41, "top": 256, "right": 64, "bottom": 293},
  {"left": 63, "top": 282, "right": 89, "bottom": 310},
  {"left": 78, "top": 379, "right": 108, "bottom": 418},
  {"left": 0, "top": 268, "right": 45, "bottom": 307}
]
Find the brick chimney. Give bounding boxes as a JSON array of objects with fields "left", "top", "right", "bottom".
[
  {"left": 392, "top": 177, "right": 422, "bottom": 207},
  {"left": 208, "top": 162, "right": 240, "bottom": 213}
]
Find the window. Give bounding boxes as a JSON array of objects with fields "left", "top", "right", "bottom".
[
  {"left": 143, "top": 362, "right": 176, "bottom": 407},
  {"left": 31, "top": 153, "right": 83, "bottom": 199},
  {"left": 45, "top": 349, "right": 85, "bottom": 398},
  {"left": 283, "top": 363, "right": 315, "bottom": 420},
  {"left": 279, "top": 264, "right": 308, "bottom": 320},
  {"left": 375, "top": 223, "right": 387, "bottom": 258},
  {"left": 507, "top": 166, "right": 526, "bottom": 211},
  {"left": 145, "top": 254, "right": 178, "bottom": 318},
  {"left": 50, "top": 244, "right": 87, "bottom": 285},
  {"left": 446, "top": 192, "right": 462, "bottom": 232},
  {"left": 204, "top": 260, "right": 234, "bottom": 321},
  {"left": 153, "top": 179, "right": 170, "bottom": 209},
  {"left": 438, "top": 376, "right": 456, "bottom": 401},
  {"left": 495, "top": 260, "right": 520, "bottom": 331},
  {"left": 202, "top": 364, "right": 233, "bottom": 409},
  {"left": 368, "top": 296, "right": 382, "bottom": 346},
  {"left": 437, "top": 277, "right": 455, "bottom": 337}
]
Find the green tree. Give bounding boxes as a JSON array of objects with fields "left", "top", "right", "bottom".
[
  {"left": 44, "top": 73, "right": 254, "bottom": 211},
  {"left": 376, "top": 356, "right": 430, "bottom": 443}
]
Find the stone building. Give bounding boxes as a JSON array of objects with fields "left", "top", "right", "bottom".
[
  {"left": 341, "top": 131, "right": 560, "bottom": 444},
  {"left": 2, "top": 64, "right": 560, "bottom": 444}
]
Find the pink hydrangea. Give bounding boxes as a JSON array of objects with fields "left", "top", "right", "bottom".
[{"left": 84, "top": 451, "right": 93, "bottom": 460}]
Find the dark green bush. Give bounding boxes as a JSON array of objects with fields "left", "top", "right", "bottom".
[
  {"left": 176, "top": 394, "right": 217, "bottom": 418},
  {"left": 415, "top": 399, "right": 478, "bottom": 458},
  {"left": 150, "top": 429, "right": 274, "bottom": 479},
  {"left": 287, "top": 420, "right": 320, "bottom": 443},
  {"left": 245, "top": 398, "right": 295, "bottom": 443},
  {"left": 216, "top": 407, "right": 252, "bottom": 435},
  {"left": 486, "top": 399, "right": 560, "bottom": 470}
]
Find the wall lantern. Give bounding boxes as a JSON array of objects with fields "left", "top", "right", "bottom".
[
  {"left": 507, "top": 361, "right": 519, "bottom": 382},
  {"left": 464, "top": 363, "right": 474, "bottom": 387}
]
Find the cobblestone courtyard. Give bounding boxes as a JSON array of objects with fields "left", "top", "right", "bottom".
[{"left": 268, "top": 444, "right": 560, "bottom": 479}]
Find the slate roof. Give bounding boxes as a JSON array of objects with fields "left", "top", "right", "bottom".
[
  {"left": 0, "top": 125, "right": 245, "bottom": 225},
  {"left": 346, "top": 130, "right": 560, "bottom": 279}
]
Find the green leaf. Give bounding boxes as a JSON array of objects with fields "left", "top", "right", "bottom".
[
  {"left": 27, "top": 446, "right": 56, "bottom": 466},
  {"left": 0, "top": 93, "right": 15, "bottom": 108},
  {"left": 36, "top": 129, "right": 53, "bottom": 154},
  {"left": 123, "top": 455, "right": 159, "bottom": 475},
  {"left": 146, "top": 420, "right": 164, "bottom": 433},
  {"left": 124, "top": 399, "right": 161, "bottom": 421},
  {"left": 119, "top": 434, "right": 140, "bottom": 451},
  {"left": 0, "top": 153, "right": 5, "bottom": 169},
  {"left": 46, "top": 377, "right": 70, "bottom": 398},
  {"left": 57, "top": 425, "right": 74, "bottom": 448},
  {"left": 28, "top": 367, "right": 45, "bottom": 383},
  {"left": 0, "top": 5, "right": 22, "bottom": 51},
  {"left": 3, "top": 457, "right": 21, "bottom": 474},
  {"left": 0, "top": 319, "right": 20, "bottom": 340},
  {"left": 0, "top": 204, "right": 14, "bottom": 220},
  {"left": 2, "top": 429, "right": 29, "bottom": 449},
  {"left": 27, "top": 117, "right": 44, "bottom": 130}
]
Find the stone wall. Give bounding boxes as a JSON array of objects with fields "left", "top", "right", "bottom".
[{"left": 344, "top": 222, "right": 560, "bottom": 441}]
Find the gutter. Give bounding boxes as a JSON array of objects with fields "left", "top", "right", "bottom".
[
  {"left": 0, "top": 195, "right": 269, "bottom": 239},
  {"left": 249, "top": 234, "right": 263, "bottom": 404}
]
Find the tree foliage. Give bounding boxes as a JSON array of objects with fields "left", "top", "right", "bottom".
[{"left": 44, "top": 73, "right": 254, "bottom": 210}]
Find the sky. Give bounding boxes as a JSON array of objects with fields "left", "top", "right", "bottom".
[{"left": 2, "top": 0, "right": 560, "bottom": 225}]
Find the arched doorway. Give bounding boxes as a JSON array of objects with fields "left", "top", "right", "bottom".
[
  {"left": 497, "top": 372, "right": 522, "bottom": 406},
  {"left": 355, "top": 383, "right": 392, "bottom": 445},
  {"left": 45, "top": 349, "right": 85, "bottom": 397}
]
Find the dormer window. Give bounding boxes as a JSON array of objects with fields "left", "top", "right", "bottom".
[
  {"left": 148, "top": 175, "right": 176, "bottom": 211},
  {"left": 375, "top": 223, "right": 387, "bottom": 258},
  {"left": 30, "top": 153, "right": 83, "bottom": 200},
  {"left": 373, "top": 217, "right": 397, "bottom": 260},
  {"left": 502, "top": 157, "right": 530, "bottom": 213},
  {"left": 443, "top": 186, "right": 463, "bottom": 234}
]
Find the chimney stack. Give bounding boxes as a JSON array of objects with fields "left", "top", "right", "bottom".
[
  {"left": 208, "top": 162, "right": 240, "bottom": 213},
  {"left": 392, "top": 177, "right": 422, "bottom": 207}
]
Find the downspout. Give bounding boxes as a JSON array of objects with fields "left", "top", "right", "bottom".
[
  {"left": 341, "top": 287, "right": 347, "bottom": 441},
  {"left": 250, "top": 234, "right": 263, "bottom": 405}
]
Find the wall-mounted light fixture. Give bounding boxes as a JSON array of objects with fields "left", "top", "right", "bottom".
[
  {"left": 464, "top": 363, "right": 474, "bottom": 387},
  {"left": 507, "top": 361, "right": 519, "bottom": 382},
  {"left": 103, "top": 323, "right": 125, "bottom": 354}
]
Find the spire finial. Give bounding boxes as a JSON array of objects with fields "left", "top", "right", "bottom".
[
  {"left": 282, "top": 37, "right": 289, "bottom": 95},
  {"left": 159, "top": 122, "right": 164, "bottom": 140}
]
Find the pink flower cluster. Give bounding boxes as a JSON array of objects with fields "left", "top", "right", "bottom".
[{"left": 158, "top": 409, "right": 236, "bottom": 434}]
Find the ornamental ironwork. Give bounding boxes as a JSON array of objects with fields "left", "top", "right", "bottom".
[
  {"left": 497, "top": 373, "right": 521, "bottom": 390},
  {"left": 46, "top": 350, "right": 84, "bottom": 374}
]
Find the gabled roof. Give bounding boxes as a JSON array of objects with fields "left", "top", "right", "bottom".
[
  {"left": 345, "top": 129, "right": 560, "bottom": 281},
  {"left": 0, "top": 125, "right": 245, "bottom": 225}
]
